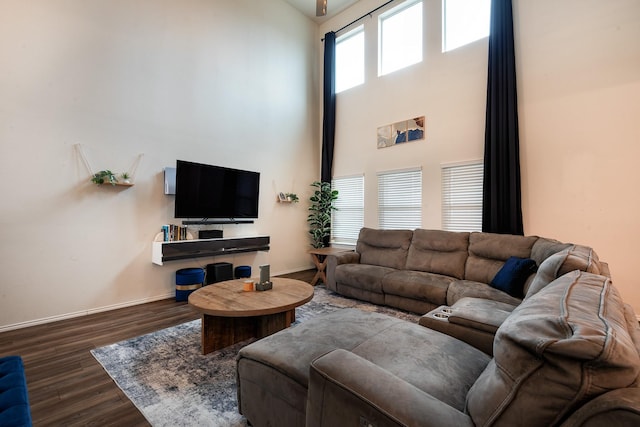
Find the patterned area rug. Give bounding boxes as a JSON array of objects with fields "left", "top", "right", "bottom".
[{"left": 91, "top": 285, "right": 419, "bottom": 426}]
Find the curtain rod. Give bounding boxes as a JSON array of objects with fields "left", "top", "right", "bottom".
[{"left": 321, "top": 0, "right": 397, "bottom": 41}]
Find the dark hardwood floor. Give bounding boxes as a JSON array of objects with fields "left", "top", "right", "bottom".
[{"left": 0, "top": 270, "right": 316, "bottom": 426}]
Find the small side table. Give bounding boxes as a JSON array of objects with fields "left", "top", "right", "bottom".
[{"left": 308, "top": 247, "right": 352, "bottom": 286}]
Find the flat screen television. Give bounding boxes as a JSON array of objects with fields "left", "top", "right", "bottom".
[{"left": 174, "top": 160, "right": 260, "bottom": 219}]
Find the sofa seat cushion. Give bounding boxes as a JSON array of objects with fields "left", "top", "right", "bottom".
[
  {"left": 350, "top": 319, "right": 491, "bottom": 412},
  {"left": 335, "top": 264, "right": 395, "bottom": 294},
  {"left": 238, "top": 309, "right": 406, "bottom": 389},
  {"left": 236, "top": 309, "right": 407, "bottom": 427},
  {"left": 448, "top": 297, "right": 516, "bottom": 334},
  {"left": 355, "top": 228, "right": 413, "bottom": 269},
  {"left": 466, "top": 271, "right": 640, "bottom": 427},
  {"left": 446, "top": 280, "right": 522, "bottom": 307},
  {"left": 382, "top": 270, "right": 453, "bottom": 306},
  {"left": 405, "top": 229, "right": 469, "bottom": 279}
]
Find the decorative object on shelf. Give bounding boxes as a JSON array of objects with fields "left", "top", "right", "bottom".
[
  {"left": 74, "top": 143, "right": 143, "bottom": 187},
  {"left": 278, "top": 192, "right": 299, "bottom": 203},
  {"left": 307, "top": 181, "right": 338, "bottom": 248},
  {"left": 91, "top": 170, "right": 118, "bottom": 185},
  {"left": 285, "top": 193, "right": 299, "bottom": 203}
]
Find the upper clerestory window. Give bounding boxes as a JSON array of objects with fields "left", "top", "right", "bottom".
[
  {"left": 442, "top": 0, "right": 490, "bottom": 52},
  {"left": 378, "top": 0, "right": 423, "bottom": 76},
  {"left": 336, "top": 26, "right": 365, "bottom": 93}
]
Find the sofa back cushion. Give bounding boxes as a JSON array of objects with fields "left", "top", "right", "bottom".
[
  {"left": 405, "top": 229, "right": 469, "bottom": 279},
  {"left": 355, "top": 228, "right": 413, "bottom": 270},
  {"left": 466, "top": 271, "right": 640, "bottom": 427},
  {"left": 464, "top": 232, "right": 538, "bottom": 284},
  {"left": 529, "top": 237, "right": 572, "bottom": 266},
  {"left": 525, "top": 244, "right": 602, "bottom": 299}
]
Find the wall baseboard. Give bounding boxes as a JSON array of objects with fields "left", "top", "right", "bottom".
[
  {"left": 0, "top": 267, "right": 315, "bottom": 333},
  {"left": 0, "top": 292, "right": 174, "bottom": 333}
]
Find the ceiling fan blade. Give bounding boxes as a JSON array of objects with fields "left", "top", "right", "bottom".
[{"left": 316, "top": 0, "right": 327, "bottom": 16}]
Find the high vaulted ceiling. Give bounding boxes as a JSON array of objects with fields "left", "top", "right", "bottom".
[{"left": 284, "top": 0, "right": 360, "bottom": 23}]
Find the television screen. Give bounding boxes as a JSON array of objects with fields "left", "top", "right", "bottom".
[{"left": 174, "top": 160, "right": 260, "bottom": 219}]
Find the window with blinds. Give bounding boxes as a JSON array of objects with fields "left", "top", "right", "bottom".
[
  {"left": 331, "top": 175, "right": 364, "bottom": 245},
  {"left": 441, "top": 161, "right": 483, "bottom": 232},
  {"left": 377, "top": 168, "right": 422, "bottom": 230}
]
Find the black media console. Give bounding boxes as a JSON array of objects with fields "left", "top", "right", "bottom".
[{"left": 152, "top": 236, "right": 270, "bottom": 265}]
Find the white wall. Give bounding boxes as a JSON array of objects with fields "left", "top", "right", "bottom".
[
  {"left": 516, "top": 0, "right": 640, "bottom": 310},
  {"left": 0, "top": 0, "right": 320, "bottom": 330},
  {"left": 320, "top": 0, "right": 640, "bottom": 311}
]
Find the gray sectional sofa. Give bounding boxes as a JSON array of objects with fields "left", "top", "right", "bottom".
[
  {"left": 236, "top": 228, "right": 640, "bottom": 426},
  {"left": 326, "top": 227, "right": 607, "bottom": 354},
  {"left": 326, "top": 228, "right": 606, "bottom": 315}
]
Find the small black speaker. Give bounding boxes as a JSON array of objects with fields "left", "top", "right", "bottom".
[
  {"left": 199, "top": 229, "right": 223, "bottom": 239},
  {"left": 206, "top": 262, "right": 233, "bottom": 285}
]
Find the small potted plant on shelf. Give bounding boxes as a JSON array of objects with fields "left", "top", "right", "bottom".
[
  {"left": 285, "top": 193, "right": 299, "bottom": 203},
  {"left": 120, "top": 172, "right": 131, "bottom": 184},
  {"left": 91, "top": 170, "right": 118, "bottom": 185}
]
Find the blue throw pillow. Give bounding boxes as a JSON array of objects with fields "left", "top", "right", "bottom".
[{"left": 491, "top": 257, "right": 538, "bottom": 298}]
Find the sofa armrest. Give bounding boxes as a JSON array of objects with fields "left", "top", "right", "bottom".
[
  {"left": 306, "top": 349, "right": 473, "bottom": 427},
  {"left": 419, "top": 298, "right": 516, "bottom": 356},
  {"left": 560, "top": 388, "right": 640, "bottom": 426},
  {"left": 326, "top": 251, "right": 361, "bottom": 291},
  {"left": 599, "top": 261, "right": 611, "bottom": 279}
]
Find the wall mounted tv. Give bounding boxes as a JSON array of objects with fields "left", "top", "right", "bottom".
[{"left": 174, "top": 160, "right": 260, "bottom": 221}]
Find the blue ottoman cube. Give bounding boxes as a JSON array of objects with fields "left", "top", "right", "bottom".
[
  {"left": 175, "top": 268, "right": 205, "bottom": 302},
  {"left": 234, "top": 265, "right": 251, "bottom": 278}
]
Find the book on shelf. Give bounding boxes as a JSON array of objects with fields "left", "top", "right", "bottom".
[{"left": 161, "top": 224, "right": 188, "bottom": 242}]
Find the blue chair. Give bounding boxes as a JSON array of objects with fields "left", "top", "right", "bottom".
[{"left": 0, "top": 356, "right": 32, "bottom": 426}]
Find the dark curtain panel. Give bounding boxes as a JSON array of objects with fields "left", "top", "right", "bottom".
[
  {"left": 482, "top": 0, "right": 523, "bottom": 235},
  {"left": 321, "top": 32, "right": 336, "bottom": 183}
]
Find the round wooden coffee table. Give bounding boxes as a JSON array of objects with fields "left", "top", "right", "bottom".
[{"left": 188, "top": 277, "right": 314, "bottom": 354}]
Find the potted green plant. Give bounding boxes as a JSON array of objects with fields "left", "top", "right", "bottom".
[
  {"left": 285, "top": 193, "right": 299, "bottom": 203},
  {"left": 307, "top": 181, "right": 338, "bottom": 248},
  {"left": 91, "top": 170, "right": 118, "bottom": 185},
  {"left": 120, "top": 172, "right": 131, "bottom": 184}
]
